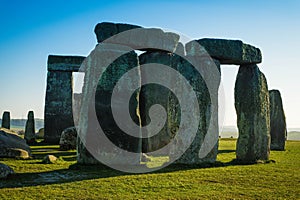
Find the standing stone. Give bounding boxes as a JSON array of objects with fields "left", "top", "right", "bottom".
[
  {"left": 1, "top": 111, "right": 10, "bottom": 129},
  {"left": 235, "top": 64, "right": 270, "bottom": 163},
  {"left": 269, "top": 90, "right": 287, "bottom": 150},
  {"left": 25, "top": 111, "right": 36, "bottom": 144},
  {"left": 44, "top": 55, "right": 85, "bottom": 144},
  {"left": 174, "top": 56, "right": 221, "bottom": 164},
  {"left": 139, "top": 51, "right": 175, "bottom": 153},
  {"left": 77, "top": 44, "right": 141, "bottom": 166},
  {"left": 44, "top": 71, "right": 74, "bottom": 144}
]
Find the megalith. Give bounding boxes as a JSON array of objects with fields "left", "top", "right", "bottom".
[
  {"left": 95, "top": 22, "right": 180, "bottom": 52},
  {"left": 1, "top": 111, "right": 10, "bottom": 129},
  {"left": 77, "top": 22, "right": 182, "bottom": 165},
  {"left": 269, "top": 90, "right": 287, "bottom": 150},
  {"left": 173, "top": 54, "right": 221, "bottom": 164},
  {"left": 186, "top": 38, "right": 262, "bottom": 65},
  {"left": 139, "top": 51, "right": 176, "bottom": 153},
  {"left": 25, "top": 111, "right": 36, "bottom": 144},
  {"left": 94, "top": 22, "right": 142, "bottom": 43},
  {"left": 44, "top": 55, "right": 85, "bottom": 144},
  {"left": 235, "top": 64, "right": 270, "bottom": 162},
  {"left": 77, "top": 45, "right": 141, "bottom": 165}
]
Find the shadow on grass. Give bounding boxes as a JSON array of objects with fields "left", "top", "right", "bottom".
[
  {"left": 32, "top": 151, "right": 76, "bottom": 160},
  {"left": 0, "top": 158, "right": 276, "bottom": 189},
  {"left": 217, "top": 149, "right": 236, "bottom": 154},
  {"left": 0, "top": 144, "right": 275, "bottom": 189}
]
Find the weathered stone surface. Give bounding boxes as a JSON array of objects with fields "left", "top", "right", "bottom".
[
  {"left": 136, "top": 49, "right": 220, "bottom": 164},
  {"left": 42, "top": 155, "right": 57, "bottom": 164},
  {"left": 141, "top": 153, "right": 151, "bottom": 162},
  {"left": 73, "top": 93, "right": 82, "bottom": 125},
  {"left": 269, "top": 90, "right": 287, "bottom": 150},
  {"left": 235, "top": 64, "right": 270, "bottom": 162},
  {"left": 59, "top": 127, "right": 77, "bottom": 150},
  {"left": 95, "top": 22, "right": 180, "bottom": 52},
  {"left": 1, "top": 111, "right": 10, "bottom": 129},
  {"left": 139, "top": 51, "right": 175, "bottom": 153},
  {"left": 0, "top": 148, "right": 29, "bottom": 159},
  {"left": 0, "top": 128, "right": 31, "bottom": 158},
  {"left": 174, "top": 57, "right": 220, "bottom": 164},
  {"left": 186, "top": 39, "right": 262, "bottom": 65},
  {"left": 48, "top": 55, "right": 85, "bottom": 72},
  {"left": 95, "top": 22, "right": 141, "bottom": 43},
  {"left": 44, "top": 55, "right": 85, "bottom": 144},
  {"left": 36, "top": 128, "right": 44, "bottom": 139},
  {"left": 24, "top": 111, "right": 36, "bottom": 144},
  {"left": 0, "top": 163, "right": 14, "bottom": 179},
  {"left": 44, "top": 70, "right": 74, "bottom": 144},
  {"left": 77, "top": 44, "right": 141, "bottom": 165}
]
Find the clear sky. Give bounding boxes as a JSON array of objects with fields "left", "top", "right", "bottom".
[{"left": 0, "top": 0, "right": 299, "bottom": 128}]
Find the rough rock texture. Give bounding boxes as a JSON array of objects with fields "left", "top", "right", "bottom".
[
  {"left": 0, "top": 163, "right": 14, "bottom": 179},
  {"left": 139, "top": 52, "right": 220, "bottom": 163},
  {"left": 44, "top": 55, "right": 85, "bottom": 144},
  {"left": 47, "top": 55, "right": 86, "bottom": 71},
  {"left": 138, "top": 51, "right": 175, "bottom": 153},
  {"left": 36, "top": 128, "right": 44, "bottom": 139},
  {"left": 186, "top": 39, "right": 262, "bottom": 65},
  {"left": 59, "top": 127, "right": 77, "bottom": 150},
  {"left": 95, "top": 22, "right": 142, "bottom": 43},
  {"left": 141, "top": 153, "right": 151, "bottom": 162},
  {"left": 77, "top": 44, "right": 141, "bottom": 165},
  {"left": 95, "top": 22, "right": 180, "bottom": 52},
  {"left": 1, "top": 111, "right": 10, "bottom": 129},
  {"left": 24, "top": 111, "right": 36, "bottom": 144},
  {"left": 42, "top": 155, "right": 57, "bottom": 164},
  {"left": 269, "top": 90, "right": 287, "bottom": 150},
  {"left": 77, "top": 45, "right": 220, "bottom": 165},
  {"left": 235, "top": 64, "right": 270, "bottom": 162},
  {"left": 73, "top": 93, "right": 82, "bottom": 125},
  {"left": 0, "top": 128, "right": 31, "bottom": 158},
  {"left": 0, "top": 148, "right": 29, "bottom": 158},
  {"left": 44, "top": 70, "right": 73, "bottom": 144},
  {"left": 174, "top": 57, "right": 221, "bottom": 164}
]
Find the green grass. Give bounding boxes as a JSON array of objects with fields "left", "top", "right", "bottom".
[{"left": 0, "top": 139, "right": 299, "bottom": 199}]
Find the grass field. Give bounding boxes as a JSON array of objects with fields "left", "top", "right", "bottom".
[{"left": 0, "top": 139, "right": 299, "bottom": 199}]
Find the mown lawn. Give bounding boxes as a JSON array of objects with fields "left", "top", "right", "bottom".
[{"left": 0, "top": 139, "right": 299, "bottom": 199}]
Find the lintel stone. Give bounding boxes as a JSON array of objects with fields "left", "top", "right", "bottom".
[
  {"left": 186, "top": 38, "right": 262, "bottom": 65},
  {"left": 48, "top": 55, "right": 86, "bottom": 72}
]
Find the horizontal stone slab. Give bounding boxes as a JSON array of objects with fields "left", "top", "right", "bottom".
[
  {"left": 95, "top": 22, "right": 142, "bottom": 43},
  {"left": 48, "top": 55, "right": 86, "bottom": 72},
  {"left": 185, "top": 39, "right": 262, "bottom": 65},
  {"left": 95, "top": 22, "right": 180, "bottom": 52}
]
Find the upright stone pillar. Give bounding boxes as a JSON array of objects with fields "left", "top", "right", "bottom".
[
  {"left": 139, "top": 51, "right": 175, "bottom": 153},
  {"left": 174, "top": 56, "right": 220, "bottom": 164},
  {"left": 269, "top": 90, "right": 287, "bottom": 150},
  {"left": 235, "top": 64, "right": 270, "bottom": 162},
  {"left": 44, "top": 70, "right": 73, "bottom": 143},
  {"left": 44, "top": 55, "right": 85, "bottom": 144},
  {"left": 25, "top": 111, "right": 36, "bottom": 144},
  {"left": 1, "top": 111, "right": 10, "bottom": 129},
  {"left": 77, "top": 46, "right": 141, "bottom": 166}
]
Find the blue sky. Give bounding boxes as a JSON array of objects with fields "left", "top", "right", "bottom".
[{"left": 0, "top": 0, "right": 299, "bottom": 128}]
